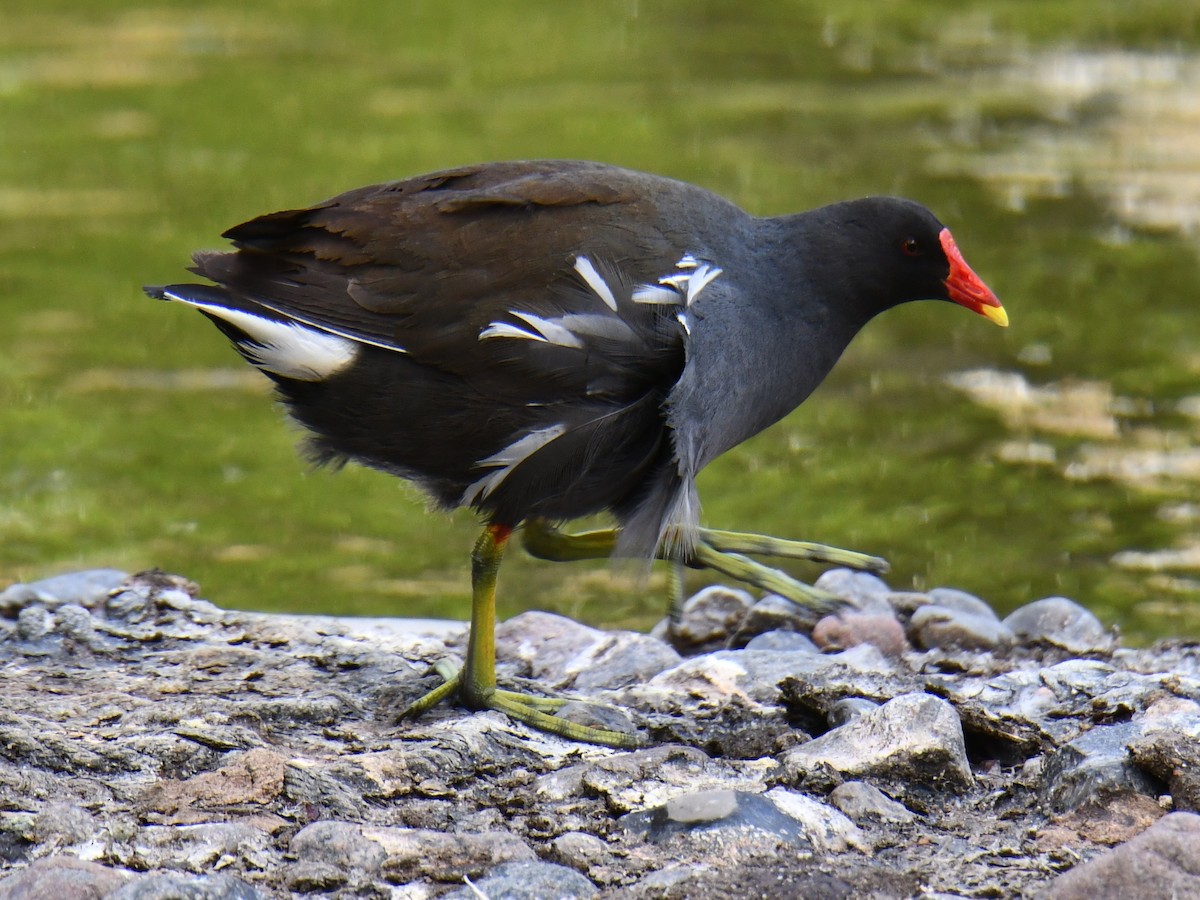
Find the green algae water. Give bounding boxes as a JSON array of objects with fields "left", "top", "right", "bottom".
[{"left": 3, "top": 0, "right": 1200, "bottom": 642}]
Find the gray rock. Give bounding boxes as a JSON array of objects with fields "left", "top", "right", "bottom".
[
  {"left": 444, "top": 860, "right": 598, "bottom": 899},
  {"left": 15, "top": 607, "right": 51, "bottom": 642},
  {"left": 54, "top": 604, "right": 102, "bottom": 648},
  {"left": 829, "top": 781, "right": 916, "bottom": 824},
  {"left": 108, "top": 873, "right": 266, "bottom": 899},
  {"left": 621, "top": 788, "right": 865, "bottom": 852},
  {"left": 1042, "top": 812, "right": 1200, "bottom": 899},
  {"left": 1040, "top": 722, "right": 1162, "bottom": 814},
  {"left": 813, "top": 568, "right": 894, "bottom": 613},
  {"left": 827, "top": 697, "right": 880, "bottom": 727},
  {"left": 763, "top": 788, "right": 871, "bottom": 853},
  {"left": 667, "top": 585, "right": 755, "bottom": 648},
  {"left": 737, "top": 594, "right": 813, "bottom": 642},
  {"left": 665, "top": 788, "right": 740, "bottom": 824},
  {"left": 1128, "top": 707, "right": 1200, "bottom": 812},
  {"left": 27, "top": 802, "right": 97, "bottom": 846},
  {"left": 910, "top": 604, "right": 1014, "bottom": 651},
  {"left": 925, "top": 587, "right": 998, "bottom": 619},
  {"left": 547, "top": 831, "right": 615, "bottom": 875},
  {"left": 0, "top": 855, "right": 132, "bottom": 899},
  {"left": 781, "top": 693, "right": 973, "bottom": 796},
  {"left": 372, "top": 827, "right": 538, "bottom": 883},
  {"left": 1003, "top": 596, "right": 1113, "bottom": 654},
  {"left": 496, "top": 611, "right": 680, "bottom": 691},
  {"left": 284, "top": 861, "right": 348, "bottom": 891},
  {"left": 0, "top": 569, "right": 128, "bottom": 614},
  {"left": 571, "top": 633, "right": 681, "bottom": 691},
  {"left": 132, "top": 823, "right": 274, "bottom": 875},
  {"left": 288, "top": 821, "right": 388, "bottom": 874},
  {"left": 743, "top": 629, "right": 819, "bottom": 653}
]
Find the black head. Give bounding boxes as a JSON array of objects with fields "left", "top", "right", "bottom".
[{"left": 808, "top": 196, "right": 1006, "bottom": 325}]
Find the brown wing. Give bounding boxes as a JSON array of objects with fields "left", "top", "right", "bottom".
[{"left": 191, "top": 161, "right": 691, "bottom": 376}]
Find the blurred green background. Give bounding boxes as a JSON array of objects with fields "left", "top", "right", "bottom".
[{"left": 4, "top": 0, "right": 1200, "bottom": 642}]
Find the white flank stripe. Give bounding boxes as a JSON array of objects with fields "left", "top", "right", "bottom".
[
  {"left": 573, "top": 256, "right": 618, "bottom": 311},
  {"left": 460, "top": 424, "right": 566, "bottom": 506},
  {"left": 631, "top": 256, "right": 723, "bottom": 309},
  {"left": 480, "top": 312, "right": 585, "bottom": 348},
  {"left": 480, "top": 321, "right": 546, "bottom": 342},
  {"left": 685, "top": 264, "right": 723, "bottom": 305},
  {"left": 166, "top": 295, "right": 357, "bottom": 381},
  {"left": 510, "top": 311, "right": 585, "bottom": 348},
  {"left": 555, "top": 313, "right": 635, "bottom": 341},
  {"left": 632, "top": 285, "right": 681, "bottom": 305}
]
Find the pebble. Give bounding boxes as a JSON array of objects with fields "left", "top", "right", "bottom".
[
  {"left": 812, "top": 611, "right": 908, "bottom": 656},
  {"left": 781, "top": 693, "right": 973, "bottom": 796},
  {"left": 444, "top": 860, "right": 598, "bottom": 899},
  {"left": 666, "top": 585, "right": 755, "bottom": 649},
  {"left": 924, "top": 587, "right": 998, "bottom": 619},
  {"left": 1040, "top": 721, "right": 1162, "bottom": 814},
  {"left": 0, "top": 569, "right": 128, "bottom": 614},
  {"left": 813, "top": 568, "right": 894, "bottom": 613},
  {"left": 744, "top": 629, "right": 819, "bottom": 652},
  {"left": 738, "top": 593, "right": 814, "bottom": 640},
  {"left": 1003, "top": 596, "right": 1113, "bottom": 654},
  {"left": 829, "top": 781, "right": 916, "bottom": 824},
  {"left": 827, "top": 697, "right": 880, "bottom": 727},
  {"left": 111, "top": 873, "right": 266, "bottom": 899},
  {"left": 910, "top": 604, "right": 1015, "bottom": 651}
]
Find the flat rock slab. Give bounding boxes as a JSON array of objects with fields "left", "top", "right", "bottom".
[{"left": 1, "top": 569, "right": 1199, "bottom": 898}]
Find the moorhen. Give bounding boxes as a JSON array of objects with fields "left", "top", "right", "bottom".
[{"left": 147, "top": 160, "right": 1006, "bottom": 748}]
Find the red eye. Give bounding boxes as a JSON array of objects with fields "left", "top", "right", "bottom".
[{"left": 901, "top": 238, "right": 922, "bottom": 257}]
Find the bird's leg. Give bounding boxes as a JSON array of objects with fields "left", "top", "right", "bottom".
[
  {"left": 402, "top": 523, "right": 640, "bottom": 749},
  {"left": 522, "top": 518, "right": 888, "bottom": 612}
]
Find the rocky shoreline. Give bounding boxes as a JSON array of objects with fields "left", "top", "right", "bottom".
[{"left": 1, "top": 568, "right": 1198, "bottom": 899}]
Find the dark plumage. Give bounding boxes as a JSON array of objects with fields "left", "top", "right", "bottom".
[{"left": 149, "top": 160, "right": 1005, "bottom": 747}]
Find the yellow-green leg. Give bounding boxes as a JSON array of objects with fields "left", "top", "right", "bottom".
[
  {"left": 402, "top": 523, "right": 640, "bottom": 749},
  {"left": 522, "top": 518, "right": 888, "bottom": 612}
]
